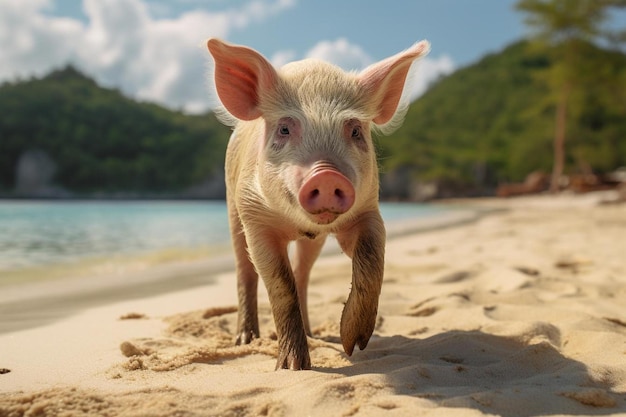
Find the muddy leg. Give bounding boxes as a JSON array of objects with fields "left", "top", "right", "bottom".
[
  {"left": 229, "top": 204, "right": 259, "bottom": 345},
  {"left": 292, "top": 235, "right": 327, "bottom": 336},
  {"left": 337, "top": 211, "right": 385, "bottom": 356},
  {"left": 247, "top": 230, "right": 311, "bottom": 370}
]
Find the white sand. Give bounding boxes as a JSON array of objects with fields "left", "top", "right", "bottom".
[{"left": 1, "top": 193, "right": 625, "bottom": 416}]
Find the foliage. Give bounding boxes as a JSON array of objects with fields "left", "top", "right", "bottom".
[
  {"left": 516, "top": 0, "right": 626, "bottom": 43},
  {"left": 0, "top": 66, "right": 230, "bottom": 196},
  {"left": 1, "top": 41, "right": 624, "bottom": 200},
  {"left": 378, "top": 40, "right": 626, "bottom": 198},
  {"left": 515, "top": 0, "right": 626, "bottom": 190}
]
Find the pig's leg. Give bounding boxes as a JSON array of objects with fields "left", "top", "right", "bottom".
[
  {"left": 292, "top": 235, "right": 327, "bottom": 336},
  {"left": 336, "top": 211, "right": 385, "bottom": 356},
  {"left": 229, "top": 204, "right": 260, "bottom": 345},
  {"left": 246, "top": 229, "right": 311, "bottom": 370}
]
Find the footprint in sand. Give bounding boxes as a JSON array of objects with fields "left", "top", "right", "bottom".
[{"left": 434, "top": 270, "right": 476, "bottom": 284}]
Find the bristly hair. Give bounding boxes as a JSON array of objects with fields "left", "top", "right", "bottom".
[
  {"left": 371, "top": 42, "right": 430, "bottom": 136},
  {"left": 371, "top": 64, "right": 413, "bottom": 136}
]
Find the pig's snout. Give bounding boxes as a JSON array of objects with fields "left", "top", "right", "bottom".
[{"left": 298, "top": 168, "right": 355, "bottom": 224}]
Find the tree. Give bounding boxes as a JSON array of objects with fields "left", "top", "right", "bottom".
[
  {"left": 516, "top": 0, "right": 626, "bottom": 191},
  {"left": 0, "top": 66, "right": 231, "bottom": 197}
]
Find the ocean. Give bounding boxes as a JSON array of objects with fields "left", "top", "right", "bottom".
[
  {"left": 0, "top": 200, "right": 475, "bottom": 332},
  {"left": 0, "top": 200, "right": 451, "bottom": 278}
]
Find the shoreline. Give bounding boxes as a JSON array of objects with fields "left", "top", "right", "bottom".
[
  {"left": 0, "top": 203, "right": 480, "bottom": 335},
  {"left": 0, "top": 191, "right": 610, "bottom": 335},
  {"left": 0, "top": 254, "right": 231, "bottom": 334},
  {"left": 1, "top": 191, "right": 625, "bottom": 415}
]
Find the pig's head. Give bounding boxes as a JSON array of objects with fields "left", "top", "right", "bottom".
[{"left": 208, "top": 39, "right": 430, "bottom": 231}]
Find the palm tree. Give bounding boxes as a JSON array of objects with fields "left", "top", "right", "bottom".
[{"left": 516, "top": 0, "right": 626, "bottom": 192}]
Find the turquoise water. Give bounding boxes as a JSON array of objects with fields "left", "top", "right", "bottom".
[{"left": 0, "top": 200, "right": 444, "bottom": 272}]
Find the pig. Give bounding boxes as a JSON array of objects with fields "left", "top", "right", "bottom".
[{"left": 207, "top": 38, "right": 430, "bottom": 370}]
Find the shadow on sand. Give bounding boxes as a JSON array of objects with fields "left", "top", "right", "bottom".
[{"left": 318, "top": 330, "right": 624, "bottom": 417}]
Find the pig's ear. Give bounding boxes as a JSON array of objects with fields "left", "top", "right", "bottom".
[
  {"left": 358, "top": 41, "right": 430, "bottom": 131},
  {"left": 207, "top": 38, "right": 278, "bottom": 121}
]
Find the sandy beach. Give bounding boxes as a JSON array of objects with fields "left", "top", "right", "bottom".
[{"left": 1, "top": 193, "right": 625, "bottom": 416}]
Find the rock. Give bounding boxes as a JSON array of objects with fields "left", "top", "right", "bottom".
[{"left": 14, "top": 149, "right": 70, "bottom": 198}]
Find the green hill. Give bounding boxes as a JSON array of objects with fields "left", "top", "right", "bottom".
[
  {"left": 0, "top": 66, "right": 230, "bottom": 198},
  {"left": 379, "top": 40, "right": 626, "bottom": 199},
  {"left": 1, "top": 41, "right": 624, "bottom": 200}
]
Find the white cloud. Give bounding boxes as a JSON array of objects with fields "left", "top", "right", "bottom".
[
  {"left": 230, "top": 0, "right": 295, "bottom": 30},
  {"left": 406, "top": 54, "right": 455, "bottom": 101},
  {"left": 0, "top": 0, "right": 295, "bottom": 112},
  {"left": 0, "top": 0, "right": 85, "bottom": 80},
  {"left": 305, "top": 38, "right": 373, "bottom": 71},
  {"left": 277, "top": 38, "right": 455, "bottom": 102},
  {"left": 270, "top": 50, "right": 297, "bottom": 69},
  {"left": 0, "top": 2, "right": 453, "bottom": 114}
]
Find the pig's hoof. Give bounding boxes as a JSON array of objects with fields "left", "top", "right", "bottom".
[
  {"left": 236, "top": 329, "right": 258, "bottom": 345},
  {"left": 340, "top": 297, "right": 377, "bottom": 356},
  {"left": 275, "top": 346, "right": 311, "bottom": 370}
]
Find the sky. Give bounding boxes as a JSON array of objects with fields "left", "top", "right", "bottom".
[{"left": 0, "top": 0, "right": 567, "bottom": 114}]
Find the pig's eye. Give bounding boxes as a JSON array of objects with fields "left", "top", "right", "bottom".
[
  {"left": 349, "top": 123, "right": 364, "bottom": 141},
  {"left": 278, "top": 125, "right": 290, "bottom": 136},
  {"left": 272, "top": 117, "right": 299, "bottom": 150},
  {"left": 345, "top": 120, "right": 367, "bottom": 151},
  {"left": 276, "top": 118, "right": 296, "bottom": 138}
]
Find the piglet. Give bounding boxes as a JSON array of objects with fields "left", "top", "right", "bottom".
[{"left": 207, "top": 38, "right": 430, "bottom": 370}]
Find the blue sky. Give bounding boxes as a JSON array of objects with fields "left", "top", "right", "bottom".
[
  {"left": 46, "top": 0, "right": 527, "bottom": 65},
  {"left": 1, "top": 0, "right": 621, "bottom": 113}
]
